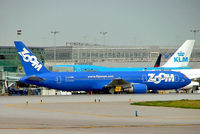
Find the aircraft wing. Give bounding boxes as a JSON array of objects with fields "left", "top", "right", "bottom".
[
  {"left": 178, "top": 69, "right": 200, "bottom": 80},
  {"left": 187, "top": 75, "right": 200, "bottom": 80},
  {"left": 105, "top": 78, "right": 131, "bottom": 88}
]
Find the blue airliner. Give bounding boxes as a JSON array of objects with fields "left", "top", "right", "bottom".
[
  {"left": 15, "top": 41, "right": 191, "bottom": 93},
  {"left": 53, "top": 64, "right": 190, "bottom": 72}
]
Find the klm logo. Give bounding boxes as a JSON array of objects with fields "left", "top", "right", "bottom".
[
  {"left": 147, "top": 73, "right": 174, "bottom": 84},
  {"left": 18, "top": 48, "right": 42, "bottom": 71},
  {"left": 174, "top": 51, "right": 188, "bottom": 62}
]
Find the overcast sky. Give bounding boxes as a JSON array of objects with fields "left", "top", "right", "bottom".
[{"left": 0, "top": 0, "right": 200, "bottom": 46}]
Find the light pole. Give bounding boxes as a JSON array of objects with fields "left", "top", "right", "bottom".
[
  {"left": 17, "top": 30, "right": 22, "bottom": 40},
  {"left": 190, "top": 29, "right": 199, "bottom": 40},
  {"left": 100, "top": 31, "right": 108, "bottom": 45},
  {"left": 51, "top": 31, "right": 59, "bottom": 61}
]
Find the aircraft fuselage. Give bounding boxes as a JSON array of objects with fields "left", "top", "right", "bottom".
[{"left": 20, "top": 71, "right": 190, "bottom": 91}]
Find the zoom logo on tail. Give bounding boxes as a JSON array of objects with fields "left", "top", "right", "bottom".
[
  {"left": 147, "top": 73, "right": 174, "bottom": 84},
  {"left": 174, "top": 51, "right": 188, "bottom": 63},
  {"left": 18, "top": 48, "right": 42, "bottom": 71}
]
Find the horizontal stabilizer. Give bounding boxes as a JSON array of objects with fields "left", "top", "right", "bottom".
[{"left": 26, "top": 76, "right": 45, "bottom": 82}]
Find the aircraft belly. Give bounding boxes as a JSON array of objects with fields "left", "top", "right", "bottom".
[
  {"left": 146, "top": 82, "right": 184, "bottom": 90},
  {"left": 50, "top": 80, "right": 102, "bottom": 91}
]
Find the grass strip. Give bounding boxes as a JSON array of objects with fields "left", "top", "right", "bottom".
[{"left": 131, "top": 100, "right": 200, "bottom": 109}]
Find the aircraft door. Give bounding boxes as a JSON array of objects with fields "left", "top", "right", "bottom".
[
  {"left": 175, "top": 75, "right": 179, "bottom": 82},
  {"left": 142, "top": 75, "right": 148, "bottom": 82},
  {"left": 56, "top": 76, "right": 62, "bottom": 84}
]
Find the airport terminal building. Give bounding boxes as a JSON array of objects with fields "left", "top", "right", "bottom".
[{"left": 45, "top": 42, "right": 200, "bottom": 67}]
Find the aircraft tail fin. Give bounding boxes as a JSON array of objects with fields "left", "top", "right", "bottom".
[
  {"left": 154, "top": 53, "right": 162, "bottom": 67},
  {"left": 14, "top": 41, "right": 49, "bottom": 76},
  {"left": 162, "top": 40, "right": 195, "bottom": 67}
]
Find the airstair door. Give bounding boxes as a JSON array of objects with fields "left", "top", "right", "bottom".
[{"left": 56, "top": 76, "right": 62, "bottom": 84}]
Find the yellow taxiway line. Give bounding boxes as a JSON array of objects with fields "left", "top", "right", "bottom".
[{"left": 1, "top": 124, "right": 200, "bottom": 130}]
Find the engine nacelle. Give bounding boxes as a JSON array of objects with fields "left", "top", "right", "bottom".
[
  {"left": 124, "top": 84, "right": 147, "bottom": 94},
  {"left": 133, "top": 84, "right": 148, "bottom": 94}
]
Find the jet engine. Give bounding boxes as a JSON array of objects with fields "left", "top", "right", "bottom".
[{"left": 124, "top": 84, "right": 147, "bottom": 94}]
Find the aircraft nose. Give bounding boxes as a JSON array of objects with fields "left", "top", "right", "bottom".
[{"left": 185, "top": 76, "right": 191, "bottom": 85}]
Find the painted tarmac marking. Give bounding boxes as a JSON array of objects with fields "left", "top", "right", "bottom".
[
  {"left": 6, "top": 104, "right": 119, "bottom": 118},
  {"left": 6, "top": 103, "right": 200, "bottom": 120},
  {"left": 0, "top": 124, "right": 200, "bottom": 130}
]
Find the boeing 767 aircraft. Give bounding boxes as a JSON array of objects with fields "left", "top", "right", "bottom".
[{"left": 15, "top": 41, "right": 191, "bottom": 93}]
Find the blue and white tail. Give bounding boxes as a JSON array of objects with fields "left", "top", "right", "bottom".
[
  {"left": 162, "top": 40, "right": 195, "bottom": 67},
  {"left": 14, "top": 41, "right": 49, "bottom": 76}
]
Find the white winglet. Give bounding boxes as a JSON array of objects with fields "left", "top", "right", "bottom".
[{"left": 162, "top": 40, "right": 195, "bottom": 67}]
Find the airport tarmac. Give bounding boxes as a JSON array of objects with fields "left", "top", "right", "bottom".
[{"left": 0, "top": 94, "right": 200, "bottom": 134}]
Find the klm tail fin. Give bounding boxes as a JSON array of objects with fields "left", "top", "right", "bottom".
[
  {"left": 14, "top": 41, "right": 49, "bottom": 76},
  {"left": 154, "top": 53, "right": 162, "bottom": 67},
  {"left": 162, "top": 40, "right": 195, "bottom": 67}
]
